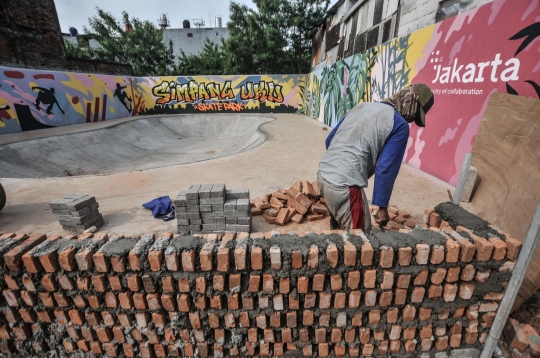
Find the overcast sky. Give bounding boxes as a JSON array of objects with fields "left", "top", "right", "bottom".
[{"left": 55, "top": 0, "right": 257, "bottom": 33}]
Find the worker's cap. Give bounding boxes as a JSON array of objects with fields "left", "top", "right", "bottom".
[{"left": 416, "top": 84, "right": 434, "bottom": 127}]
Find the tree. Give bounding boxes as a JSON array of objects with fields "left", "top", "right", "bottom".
[
  {"left": 175, "top": 39, "right": 228, "bottom": 76},
  {"left": 64, "top": 8, "right": 175, "bottom": 76},
  {"left": 224, "top": 0, "right": 329, "bottom": 74}
]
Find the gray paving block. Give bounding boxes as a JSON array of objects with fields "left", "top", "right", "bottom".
[
  {"left": 225, "top": 210, "right": 239, "bottom": 218},
  {"left": 177, "top": 224, "right": 190, "bottom": 230},
  {"left": 189, "top": 219, "right": 202, "bottom": 225},
  {"left": 187, "top": 199, "right": 199, "bottom": 205},
  {"left": 63, "top": 193, "right": 88, "bottom": 200},
  {"left": 72, "top": 202, "right": 100, "bottom": 217},
  {"left": 215, "top": 223, "right": 225, "bottom": 230},
  {"left": 50, "top": 195, "right": 96, "bottom": 211},
  {"left": 226, "top": 217, "right": 237, "bottom": 225},
  {"left": 238, "top": 217, "right": 251, "bottom": 225},
  {"left": 226, "top": 189, "right": 250, "bottom": 199},
  {"left": 237, "top": 209, "right": 250, "bottom": 218},
  {"left": 212, "top": 204, "right": 224, "bottom": 211},
  {"left": 201, "top": 212, "right": 214, "bottom": 218},
  {"left": 56, "top": 209, "right": 101, "bottom": 225},
  {"left": 202, "top": 218, "right": 214, "bottom": 224},
  {"left": 200, "top": 205, "right": 212, "bottom": 212},
  {"left": 177, "top": 219, "right": 189, "bottom": 225},
  {"left": 187, "top": 205, "right": 200, "bottom": 213},
  {"left": 203, "top": 224, "right": 216, "bottom": 231},
  {"left": 214, "top": 217, "right": 226, "bottom": 224},
  {"left": 224, "top": 199, "right": 237, "bottom": 211},
  {"left": 173, "top": 191, "right": 187, "bottom": 206},
  {"left": 188, "top": 224, "right": 201, "bottom": 231},
  {"left": 186, "top": 184, "right": 201, "bottom": 200},
  {"left": 209, "top": 211, "right": 225, "bottom": 217},
  {"left": 236, "top": 198, "right": 250, "bottom": 211},
  {"left": 178, "top": 212, "right": 200, "bottom": 220},
  {"left": 60, "top": 214, "right": 104, "bottom": 230},
  {"left": 200, "top": 197, "right": 225, "bottom": 205},
  {"left": 67, "top": 196, "right": 97, "bottom": 211},
  {"left": 198, "top": 184, "right": 213, "bottom": 198},
  {"left": 175, "top": 206, "right": 187, "bottom": 213},
  {"left": 210, "top": 183, "right": 225, "bottom": 198},
  {"left": 225, "top": 224, "right": 251, "bottom": 232}
]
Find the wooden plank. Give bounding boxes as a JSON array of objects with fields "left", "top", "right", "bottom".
[
  {"left": 480, "top": 200, "right": 540, "bottom": 358},
  {"left": 470, "top": 92, "right": 540, "bottom": 309},
  {"left": 453, "top": 152, "right": 472, "bottom": 204}
]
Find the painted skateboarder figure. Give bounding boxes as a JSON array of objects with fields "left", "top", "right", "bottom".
[
  {"left": 32, "top": 87, "right": 64, "bottom": 115},
  {"left": 114, "top": 83, "right": 132, "bottom": 113}
]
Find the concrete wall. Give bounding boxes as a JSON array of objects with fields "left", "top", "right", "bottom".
[
  {"left": 163, "top": 28, "right": 230, "bottom": 61},
  {"left": 0, "top": 202, "right": 520, "bottom": 356},
  {"left": 301, "top": 0, "right": 540, "bottom": 185},
  {"left": 311, "top": 0, "right": 494, "bottom": 69},
  {"left": 0, "top": 67, "right": 305, "bottom": 135}
]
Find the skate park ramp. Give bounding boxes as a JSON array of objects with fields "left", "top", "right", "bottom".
[{"left": 0, "top": 114, "right": 275, "bottom": 178}]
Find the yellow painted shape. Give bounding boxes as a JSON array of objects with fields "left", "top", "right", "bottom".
[
  {"left": 406, "top": 25, "right": 436, "bottom": 82},
  {"left": 110, "top": 105, "right": 115, "bottom": 114},
  {"left": 65, "top": 93, "right": 84, "bottom": 114}
]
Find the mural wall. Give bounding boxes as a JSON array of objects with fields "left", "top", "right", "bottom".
[
  {"left": 300, "top": 0, "right": 540, "bottom": 185},
  {"left": 0, "top": 71, "right": 305, "bottom": 135}
]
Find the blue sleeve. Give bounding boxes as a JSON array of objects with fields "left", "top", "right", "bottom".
[
  {"left": 372, "top": 112, "right": 409, "bottom": 207},
  {"left": 325, "top": 116, "right": 346, "bottom": 149}
]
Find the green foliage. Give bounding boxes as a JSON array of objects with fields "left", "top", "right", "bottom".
[
  {"left": 225, "top": 0, "right": 329, "bottom": 74},
  {"left": 175, "top": 39, "right": 228, "bottom": 75},
  {"left": 65, "top": 8, "right": 175, "bottom": 76},
  {"left": 373, "top": 34, "right": 411, "bottom": 100}
]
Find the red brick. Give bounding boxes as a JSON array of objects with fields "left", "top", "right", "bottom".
[
  {"left": 415, "top": 244, "right": 430, "bottom": 264},
  {"left": 181, "top": 250, "right": 196, "bottom": 271},
  {"left": 5, "top": 234, "right": 47, "bottom": 272},
  {"left": 454, "top": 236, "right": 475, "bottom": 262},
  {"left": 216, "top": 247, "right": 229, "bottom": 272},
  {"left": 411, "top": 287, "right": 425, "bottom": 303},
  {"left": 76, "top": 276, "right": 90, "bottom": 291},
  {"left": 91, "top": 274, "right": 106, "bottom": 292},
  {"left": 57, "top": 246, "right": 76, "bottom": 272},
  {"left": 228, "top": 293, "right": 240, "bottom": 310},
  {"left": 38, "top": 292, "right": 55, "bottom": 307},
  {"left": 445, "top": 238, "right": 460, "bottom": 263},
  {"left": 445, "top": 266, "right": 460, "bottom": 282},
  {"left": 402, "top": 305, "right": 416, "bottom": 321},
  {"left": 125, "top": 274, "right": 140, "bottom": 291},
  {"left": 347, "top": 271, "right": 360, "bottom": 290},
  {"left": 92, "top": 251, "right": 109, "bottom": 273},
  {"left": 319, "top": 292, "right": 332, "bottom": 309},
  {"left": 251, "top": 246, "right": 263, "bottom": 270},
  {"left": 398, "top": 247, "right": 412, "bottom": 266},
  {"left": 36, "top": 310, "right": 54, "bottom": 323},
  {"left": 429, "top": 212, "right": 441, "bottom": 227},
  {"left": 428, "top": 285, "right": 443, "bottom": 299},
  {"left": 414, "top": 269, "right": 429, "bottom": 286},
  {"left": 344, "top": 241, "right": 357, "bottom": 266},
  {"left": 21, "top": 275, "right": 36, "bottom": 291},
  {"left": 291, "top": 250, "right": 303, "bottom": 268},
  {"left": 505, "top": 237, "right": 522, "bottom": 261},
  {"left": 419, "top": 307, "right": 432, "bottom": 321},
  {"left": 489, "top": 237, "right": 507, "bottom": 261},
  {"left": 379, "top": 247, "right": 394, "bottom": 268},
  {"left": 234, "top": 246, "right": 246, "bottom": 270},
  {"left": 363, "top": 269, "right": 376, "bottom": 288},
  {"left": 444, "top": 284, "right": 458, "bottom": 302},
  {"left": 118, "top": 314, "right": 134, "bottom": 327},
  {"left": 20, "top": 291, "right": 36, "bottom": 308},
  {"left": 469, "top": 233, "right": 494, "bottom": 261},
  {"left": 381, "top": 270, "right": 394, "bottom": 289},
  {"left": 308, "top": 245, "right": 319, "bottom": 268},
  {"left": 279, "top": 277, "right": 290, "bottom": 293},
  {"left": 365, "top": 290, "right": 377, "bottom": 306},
  {"left": 361, "top": 242, "right": 374, "bottom": 266},
  {"left": 430, "top": 245, "right": 445, "bottom": 264},
  {"left": 262, "top": 274, "right": 274, "bottom": 292},
  {"left": 54, "top": 292, "right": 71, "bottom": 307},
  {"left": 460, "top": 264, "right": 476, "bottom": 281}
]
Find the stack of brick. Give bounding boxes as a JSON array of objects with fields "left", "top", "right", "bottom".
[
  {"left": 0, "top": 204, "right": 523, "bottom": 357},
  {"left": 50, "top": 194, "right": 103, "bottom": 233},
  {"left": 369, "top": 204, "right": 417, "bottom": 231},
  {"left": 251, "top": 180, "right": 327, "bottom": 225},
  {"left": 175, "top": 184, "right": 250, "bottom": 235}
]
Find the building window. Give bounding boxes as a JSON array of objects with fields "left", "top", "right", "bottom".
[
  {"left": 437, "top": 0, "right": 460, "bottom": 22},
  {"left": 187, "top": 33, "right": 193, "bottom": 37},
  {"left": 216, "top": 32, "right": 219, "bottom": 36}
]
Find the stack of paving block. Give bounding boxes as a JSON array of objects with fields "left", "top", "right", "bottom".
[
  {"left": 49, "top": 194, "right": 104, "bottom": 233},
  {"left": 175, "top": 184, "right": 251, "bottom": 234}
]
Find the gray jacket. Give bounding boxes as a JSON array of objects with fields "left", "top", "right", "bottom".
[{"left": 318, "top": 102, "right": 395, "bottom": 188}]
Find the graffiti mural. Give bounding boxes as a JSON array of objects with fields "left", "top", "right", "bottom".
[
  {"left": 0, "top": 71, "right": 305, "bottom": 135},
  {"left": 300, "top": 0, "right": 540, "bottom": 185}
]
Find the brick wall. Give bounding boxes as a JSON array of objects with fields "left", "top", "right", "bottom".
[
  {"left": 0, "top": 0, "right": 132, "bottom": 76},
  {"left": 0, "top": 209, "right": 522, "bottom": 357}
]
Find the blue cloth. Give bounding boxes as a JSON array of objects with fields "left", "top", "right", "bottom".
[
  {"left": 142, "top": 196, "right": 176, "bottom": 222},
  {"left": 325, "top": 105, "right": 409, "bottom": 208},
  {"left": 372, "top": 109, "right": 409, "bottom": 208}
]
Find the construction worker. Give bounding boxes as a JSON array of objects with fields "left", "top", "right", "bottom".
[{"left": 317, "top": 83, "right": 435, "bottom": 233}]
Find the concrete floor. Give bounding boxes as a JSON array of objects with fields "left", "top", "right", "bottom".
[{"left": 0, "top": 113, "right": 461, "bottom": 236}]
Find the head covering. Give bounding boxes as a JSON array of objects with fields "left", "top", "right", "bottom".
[{"left": 382, "top": 84, "right": 434, "bottom": 127}]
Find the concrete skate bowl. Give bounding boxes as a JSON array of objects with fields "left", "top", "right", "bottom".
[{"left": 0, "top": 114, "right": 275, "bottom": 178}]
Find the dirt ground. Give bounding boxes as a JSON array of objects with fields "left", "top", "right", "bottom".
[{"left": 0, "top": 113, "right": 460, "bottom": 237}]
